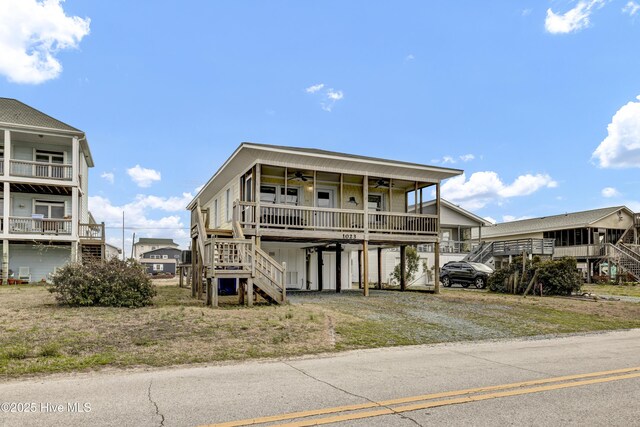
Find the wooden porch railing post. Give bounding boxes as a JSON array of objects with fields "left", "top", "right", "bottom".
[{"left": 282, "top": 262, "right": 287, "bottom": 302}]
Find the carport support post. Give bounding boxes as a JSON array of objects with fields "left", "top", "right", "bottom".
[
  {"left": 400, "top": 245, "right": 406, "bottom": 291},
  {"left": 335, "top": 244, "right": 342, "bottom": 293},
  {"left": 317, "top": 248, "right": 324, "bottom": 291},
  {"left": 363, "top": 240, "right": 369, "bottom": 296},
  {"left": 434, "top": 181, "right": 441, "bottom": 294},
  {"left": 247, "top": 278, "right": 254, "bottom": 307},
  {"left": 1, "top": 240, "right": 8, "bottom": 285},
  {"left": 358, "top": 250, "right": 362, "bottom": 289},
  {"left": 191, "top": 238, "right": 197, "bottom": 298},
  {"left": 377, "top": 247, "right": 382, "bottom": 289}
]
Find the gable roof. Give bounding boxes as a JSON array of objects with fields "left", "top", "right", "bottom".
[
  {"left": 482, "top": 206, "right": 633, "bottom": 238},
  {"left": 141, "top": 247, "right": 182, "bottom": 256},
  {"left": 0, "top": 98, "right": 82, "bottom": 133},
  {"left": 135, "top": 238, "right": 178, "bottom": 246},
  {"left": 189, "top": 142, "right": 463, "bottom": 209},
  {"left": 415, "top": 199, "right": 487, "bottom": 226}
]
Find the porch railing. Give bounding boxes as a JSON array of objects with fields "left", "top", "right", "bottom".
[
  {"left": 235, "top": 201, "right": 438, "bottom": 235},
  {"left": 79, "top": 223, "right": 105, "bottom": 240},
  {"left": 10, "top": 160, "right": 72, "bottom": 181},
  {"left": 8, "top": 217, "right": 71, "bottom": 235},
  {"left": 492, "top": 238, "right": 555, "bottom": 256},
  {"left": 418, "top": 240, "right": 473, "bottom": 253}
]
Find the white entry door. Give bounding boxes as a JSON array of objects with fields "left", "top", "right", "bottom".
[{"left": 316, "top": 189, "right": 335, "bottom": 229}]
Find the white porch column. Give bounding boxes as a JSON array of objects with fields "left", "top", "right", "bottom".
[
  {"left": 3, "top": 130, "right": 10, "bottom": 177},
  {"left": 72, "top": 136, "right": 79, "bottom": 185},
  {"left": 2, "top": 239, "right": 8, "bottom": 284},
  {"left": 3, "top": 181, "right": 9, "bottom": 236},
  {"left": 71, "top": 242, "right": 78, "bottom": 263},
  {"left": 71, "top": 186, "right": 79, "bottom": 239}
]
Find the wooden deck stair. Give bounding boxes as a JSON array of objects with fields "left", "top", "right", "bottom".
[
  {"left": 80, "top": 243, "right": 104, "bottom": 261},
  {"left": 202, "top": 220, "right": 286, "bottom": 305},
  {"left": 606, "top": 243, "right": 640, "bottom": 282}
]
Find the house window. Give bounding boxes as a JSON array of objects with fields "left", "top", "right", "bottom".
[
  {"left": 213, "top": 199, "right": 219, "bottom": 227},
  {"left": 150, "top": 255, "right": 160, "bottom": 259},
  {"left": 368, "top": 194, "right": 383, "bottom": 211},
  {"left": 35, "top": 150, "right": 65, "bottom": 178},
  {"left": 226, "top": 189, "right": 231, "bottom": 221},
  {"left": 162, "top": 255, "right": 168, "bottom": 259},
  {"left": 153, "top": 264, "right": 163, "bottom": 271},
  {"left": 260, "top": 185, "right": 277, "bottom": 203},
  {"left": 34, "top": 200, "right": 65, "bottom": 218},
  {"left": 281, "top": 187, "right": 299, "bottom": 205}
]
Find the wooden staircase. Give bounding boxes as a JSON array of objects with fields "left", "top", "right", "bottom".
[
  {"left": 200, "top": 221, "right": 286, "bottom": 305},
  {"left": 80, "top": 243, "right": 104, "bottom": 261},
  {"left": 606, "top": 243, "right": 640, "bottom": 282}
]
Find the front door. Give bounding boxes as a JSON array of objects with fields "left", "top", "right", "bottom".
[{"left": 316, "top": 189, "right": 335, "bottom": 229}]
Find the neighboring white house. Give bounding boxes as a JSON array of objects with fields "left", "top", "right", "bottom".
[
  {"left": 0, "top": 98, "right": 104, "bottom": 283},
  {"left": 188, "top": 143, "right": 463, "bottom": 305},
  {"left": 132, "top": 238, "right": 179, "bottom": 259}
]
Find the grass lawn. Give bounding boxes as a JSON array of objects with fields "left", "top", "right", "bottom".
[
  {"left": 581, "top": 283, "right": 640, "bottom": 298},
  {"left": 1, "top": 284, "right": 639, "bottom": 379}
]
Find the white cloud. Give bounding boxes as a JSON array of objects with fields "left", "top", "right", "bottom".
[
  {"left": 440, "top": 171, "right": 558, "bottom": 210},
  {"left": 484, "top": 216, "right": 497, "bottom": 225},
  {"left": 545, "top": 0, "right": 605, "bottom": 34},
  {"left": 306, "top": 83, "right": 344, "bottom": 112},
  {"left": 623, "top": 1, "right": 640, "bottom": 16},
  {"left": 305, "top": 83, "right": 324, "bottom": 94},
  {"left": 89, "top": 193, "right": 193, "bottom": 250},
  {"left": 601, "top": 187, "right": 620, "bottom": 198},
  {"left": 502, "top": 215, "right": 532, "bottom": 222},
  {"left": 459, "top": 154, "right": 475, "bottom": 162},
  {"left": 127, "top": 164, "right": 161, "bottom": 188},
  {"left": 442, "top": 156, "right": 456, "bottom": 164},
  {"left": 522, "top": 8, "right": 533, "bottom": 17},
  {"left": 405, "top": 54, "right": 415, "bottom": 61},
  {"left": 0, "top": 0, "right": 90, "bottom": 84},
  {"left": 592, "top": 95, "right": 640, "bottom": 168},
  {"left": 100, "top": 172, "right": 114, "bottom": 184}
]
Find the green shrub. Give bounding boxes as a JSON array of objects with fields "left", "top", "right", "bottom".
[
  {"left": 48, "top": 258, "right": 156, "bottom": 307},
  {"left": 488, "top": 257, "right": 581, "bottom": 296},
  {"left": 390, "top": 246, "right": 421, "bottom": 284}
]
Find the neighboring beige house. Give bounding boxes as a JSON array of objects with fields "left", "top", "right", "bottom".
[
  {"left": 0, "top": 98, "right": 104, "bottom": 283},
  {"left": 132, "top": 238, "right": 179, "bottom": 259},
  {"left": 188, "top": 143, "right": 463, "bottom": 305},
  {"left": 476, "top": 206, "right": 640, "bottom": 281}
]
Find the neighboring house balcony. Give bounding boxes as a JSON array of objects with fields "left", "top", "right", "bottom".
[
  {"left": 7, "top": 216, "right": 71, "bottom": 235},
  {"left": 9, "top": 159, "right": 72, "bottom": 181},
  {"left": 79, "top": 222, "right": 105, "bottom": 242},
  {"left": 553, "top": 244, "right": 605, "bottom": 258},
  {"left": 418, "top": 240, "right": 474, "bottom": 254}
]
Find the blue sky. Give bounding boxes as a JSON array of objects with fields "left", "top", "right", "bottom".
[{"left": 1, "top": 0, "right": 639, "bottom": 250}]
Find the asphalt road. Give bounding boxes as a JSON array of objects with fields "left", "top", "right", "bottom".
[{"left": 1, "top": 329, "right": 640, "bottom": 427}]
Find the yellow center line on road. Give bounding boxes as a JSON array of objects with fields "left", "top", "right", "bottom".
[{"left": 202, "top": 366, "right": 640, "bottom": 427}]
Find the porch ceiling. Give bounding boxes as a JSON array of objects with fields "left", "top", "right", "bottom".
[{"left": 9, "top": 183, "right": 72, "bottom": 195}]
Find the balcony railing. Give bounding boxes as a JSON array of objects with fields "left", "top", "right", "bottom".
[
  {"left": 418, "top": 240, "right": 473, "bottom": 253},
  {"left": 235, "top": 201, "right": 438, "bottom": 236},
  {"left": 8, "top": 217, "right": 71, "bottom": 235},
  {"left": 10, "top": 160, "right": 72, "bottom": 181},
  {"left": 79, "top": 223, "right": 105, "bottom": 241}
]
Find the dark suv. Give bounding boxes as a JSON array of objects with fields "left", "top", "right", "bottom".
[{"left": 440, "top": 261, "right": 493, "bottom": 289}]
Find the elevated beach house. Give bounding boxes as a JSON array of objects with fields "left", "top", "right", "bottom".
[
  {"left": 188, "top": 143, "right": 462, "bottom": 305},
  {"left": 0, "top": 98, "right": 104, "bottom": 283},
  {"left": 476, "top": 206, "right": 640, "bottom": 281}
]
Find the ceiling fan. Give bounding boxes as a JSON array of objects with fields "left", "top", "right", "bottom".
[
  {"left": 372, "top": 178, "right": 393, "bottom": 189},
  {"left": 288, "top": 171, "right": 314, "bottom": 182}
]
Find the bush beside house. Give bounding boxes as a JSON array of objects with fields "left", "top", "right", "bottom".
[
  {"left": 488, "top": 257, "right": 582, "bottom": 296},
  {"left": 49, "top": 258, "right": 156, "bottom": 307}
]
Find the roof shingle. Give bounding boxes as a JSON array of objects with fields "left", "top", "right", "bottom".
[{"left": 0, "top": 98, "right": 81, "bottom": 133}]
